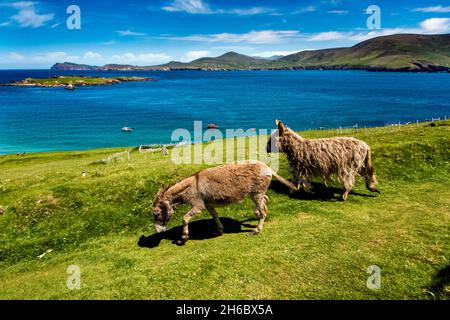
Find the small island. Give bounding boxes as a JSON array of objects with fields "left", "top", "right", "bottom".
[{"left": 1, "top": 75, "right": 154, "bottom": 89}]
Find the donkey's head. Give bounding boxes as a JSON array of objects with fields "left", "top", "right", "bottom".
[
  {"left": 266, "top": 119, "right": 288, "bottom": 153},
  {"left": 151, "top": 182, "right": 190, "bottom": 233},
  {"left": 151, "top": 186, "right": 174, "bottom": 233}
]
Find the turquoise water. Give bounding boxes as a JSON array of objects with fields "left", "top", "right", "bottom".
[{"left": 0, "top": 70, "right": 449, "bottom": 154}]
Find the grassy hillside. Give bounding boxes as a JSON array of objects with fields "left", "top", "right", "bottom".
[
  {"left": 188, "top": 51, "right": 268, "bottom": 69},
  {"left": 0, "top": 121, "right": 449, "bottom": 299},
  {"left": 275, "top": 34, "right": 450, "bottom": 70}
]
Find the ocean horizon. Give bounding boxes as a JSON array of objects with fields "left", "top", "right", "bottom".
[{"left": 1, "top": 69, "right": 449, "bottom": 155}]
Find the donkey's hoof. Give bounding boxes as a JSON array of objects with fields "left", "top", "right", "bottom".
[
  {"left": 176, "top": 240, "right": 186, "bottom": 246},
  {"left": 247, "top": 230, "right": 260, "bottom": 236}
]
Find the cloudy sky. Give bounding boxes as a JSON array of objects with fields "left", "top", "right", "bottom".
[{"left": 0, "top": 0, "right": 449, "bottom": 68}]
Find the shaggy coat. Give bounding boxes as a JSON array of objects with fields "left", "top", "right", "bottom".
[
  {"left": 267, "top": 120, "right": 379, "bottom": 200},
  {"left": 152, "top": 160, "right": 298, "bottom": 244}
]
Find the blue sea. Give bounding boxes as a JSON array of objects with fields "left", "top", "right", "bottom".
[{"left": 0, "top": 70, "right": 449, "bottom": 154}]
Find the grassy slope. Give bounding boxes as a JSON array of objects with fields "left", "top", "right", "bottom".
[
  {"left": 0, "top": 122, "right": 449, "bottom": 299},
  {"left": 273, "top": 34, "right": 450, "bottom": 70}
]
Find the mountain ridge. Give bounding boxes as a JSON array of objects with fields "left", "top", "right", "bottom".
[{"left": 51, "top": 33, "right": 450, "bottom": 72}]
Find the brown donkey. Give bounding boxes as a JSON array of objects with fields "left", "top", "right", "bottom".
[{"left": 151, "top": 160, "right": 298, "bottom": 244}]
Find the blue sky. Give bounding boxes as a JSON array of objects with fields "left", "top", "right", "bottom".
[{"left": 0, "top": 0, "right": 449, "bottom": 68}]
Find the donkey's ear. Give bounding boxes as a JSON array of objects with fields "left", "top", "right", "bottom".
[{"left": 276, "top": 119, "right": 285, "bottom": 133}]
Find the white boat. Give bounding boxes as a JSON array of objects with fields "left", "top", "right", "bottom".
[{"left": 121, "top": 126, "right": 133, "bottom": 132}]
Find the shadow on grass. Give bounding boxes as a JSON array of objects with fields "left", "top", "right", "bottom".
[
  {"left": 138, "top": 217, "right": 255, "bottom": 248},
  {"left": 427, "top": 264, "right": 450, "bottom": 299},
  {"left": 270, "top": 180, "right": 378, "bottom": 201}
]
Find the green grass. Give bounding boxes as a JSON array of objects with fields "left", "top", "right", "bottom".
[
  {"left": 9, "top": 76, "right": 148, "bottom": 86},
  {"left": 0, "top": 122, "right": 449, "bottom": 299}
]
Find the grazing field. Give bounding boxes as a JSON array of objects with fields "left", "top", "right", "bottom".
[{"left": 0, "top": 121, "right": 449, "bottom": 299}]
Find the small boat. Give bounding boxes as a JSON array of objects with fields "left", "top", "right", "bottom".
[
  {"left": 65, "top": 83, "right": 75, "bottom": 90},
  {"left": 207, "top": 123, "right": 219, "bottom": 129},
  {"left": 121, "top": 126, "right": 133, "bottom": 132}
]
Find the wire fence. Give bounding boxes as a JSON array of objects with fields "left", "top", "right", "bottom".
[{"left": 303, "top": 115, "right": 449, "bottom": 134}]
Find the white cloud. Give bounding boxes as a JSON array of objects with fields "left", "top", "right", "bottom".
[
  {"left": 116, "top": 30, "right": 146, "bottom": 36},
  {"left": 7, "top": 52, "right": 25, "bottom": 60},
  {"left": 7, "top": 2, "right": 54, "bottom": 28},
  {"left": 307, "top": 18, "right": 450, "bottom": 43},
  {"left": 308, "top": 31, "right": 349, "bottom": 41},
  {"left": 346, "top": 29, "right": 413, "bottom": 42},
  {"left": 50, "top": 22, "right": 60, "bottom": 28},
  {"left": 0, "top": 2, "right": 35, "bottom": 9},
  {"left": 84, "top": 51, "right": 102, "bottom": 60},
  {"left": 413, "top": 6, "right": 450, "bottom": 13},
  {"left": 33, "top": 52, "right": 79, "bottom": 63},
  {"left": 182, "top": 50, "right": 210, "bottom": 61},
  {"left": 227, "top": 7, "right": 274, "bottom": 16},
  {"left": 2, "top": 51, "right": 175, "bottom": 67},
  {"left": 162, "top": 30, "right": 301, "bottom": 44},
  {"left": 327, "top": 10, "right": 349, "bottom": 14},
  {"left": 5, "top": 52, "right": 79, "bottom": 65},
  {"left": 162, "top": 0, "right": 274, "bottom": 16},
  {"left": 292, "top": 6, "right": 316, "bottom": 14},
  {"left": 102, "top": 40, "right": 117, "bottom": 45},
  {"left": 110, "top": 53, "right": 172, "bottom": 65},
  {"left": 420, "top": 18, "right": 450, "bottom": 33},
  {"left": 0, "top": 21, "right": 12, "bottom": 27},
  {"left": 162, "top": 0, "right": 213, "bottom": 14},
  {"left": 251, "top": 50, "right": 300, "bottom": 58},
  {"left": 212, "top": 45, "right": 255, "bottom": 51}
]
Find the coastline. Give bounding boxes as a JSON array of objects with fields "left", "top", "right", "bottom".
[{"left": 50, "top": 65, "right": 450, "bottom": 73}]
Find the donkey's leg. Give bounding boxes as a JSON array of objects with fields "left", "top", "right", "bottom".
[
  {"left": 179, "top": 207, "right": 203, "bottom": 244},
  {"left": 248, "top": 193, "right": 268, "bottom": 235},
  {"left": 206, "top": 206, "right": 223, "bottom": 234},
  {"left": 297, "top": 173, "right": 313, "bottom": 193},
  {"left": 341, "top": 174, "right": 355, "bottom": 201}
]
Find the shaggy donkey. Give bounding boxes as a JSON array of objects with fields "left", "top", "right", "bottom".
[
  {"left": 151, "top": 160, "right": 298, "bottom": 244},
  {"left": 266, "top": 120, "right": 379, "bottom": 200}
]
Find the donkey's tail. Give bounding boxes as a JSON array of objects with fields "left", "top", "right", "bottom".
[
  {"left": 271, "top": 170, "right": 299, "bottom": 192},
  {"left": 363, "top": 149, "right": 380, "bottom": 194}
]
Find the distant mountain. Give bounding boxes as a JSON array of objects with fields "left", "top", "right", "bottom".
[
  {"left": 100, "top": 64, "right": 137, "bottom": 70},
  {"left": 267, "top": 55, "right": 285, "bottom": 60},
  {"left": 273, "top": 34, "right": 450, "bottom": 71},
  {"left": 51, "top": 62, "right": 138, "bottom": 71},
  {"left": 51, "top": 62, "right": 99, "bottom": 71},
  {"left": 50, "top": 34, "right": 450, "bottom": 72},
  {"left": 250, "top": 55, "right": 284, "bottom": 60},
  {"left": 190, "top": 51, "right": 268, "bottom": 67},
  {"left": 153, "top": 51, "right": 269, "bottom": 70}
]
